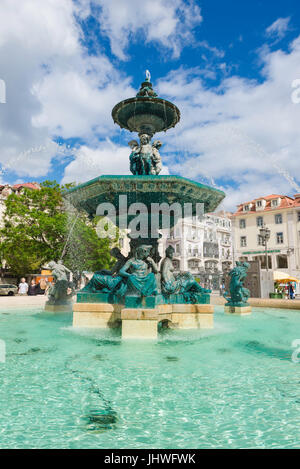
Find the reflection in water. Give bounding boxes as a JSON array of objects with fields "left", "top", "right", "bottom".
[
  {"left": 240, "top": 340, "right": 292, "bottom": 361},
  {"left": 65, "top": 355, "right": 118, "bottom": 433}
]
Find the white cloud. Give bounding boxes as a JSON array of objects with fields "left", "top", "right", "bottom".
[
  {"left": 91, "top": 0, "right": 203, "bottom": 60},
  {"left": 0, "top": 0, "right": 197, "bottom": 181},
  {"left": 155, "top": 38, "right": 300, "bottom": 210},
  {"left": 266, "top": 17, "right": 291, "bottom": 41},
  {"left": 0, "top": 0, "right": 136, "bottom": 178}
]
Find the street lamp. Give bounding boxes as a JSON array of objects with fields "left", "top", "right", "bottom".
[{"left": 259, "top": 223, "right": 271, "bottom": 271}]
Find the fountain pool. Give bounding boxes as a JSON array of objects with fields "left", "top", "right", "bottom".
[{"left": 0, "top": 305, "right": 299, "bottom": 449}]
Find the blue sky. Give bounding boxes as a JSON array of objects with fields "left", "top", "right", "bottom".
[{"left": 1, "top": 0, "right": 300, "bottom": 209}]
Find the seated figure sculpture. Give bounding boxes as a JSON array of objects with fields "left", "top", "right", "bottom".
[
  {"left": 119, "top": 245, "right": 158, "bottom": 297},
  {"left": 160, "top": 246, "right": 210, "bottom": 303},
  {"left": 224, "top": 261, "right": 250, "bottom": 306},
  {"left": 81, "top": 247, "right": 127, "bottom": 296}
]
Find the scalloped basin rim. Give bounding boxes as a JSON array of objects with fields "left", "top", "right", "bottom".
[
  {"left": 64, "top": 175, "right": 225, "bottom": 219},
  {"left": 111, "top": 96, "right": 180, "bottom": 133},
  {"left": 66, "top": 175, "right": 224, "bottom": 197}
]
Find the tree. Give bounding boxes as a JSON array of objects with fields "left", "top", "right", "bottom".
[{"left": 1, "top": 180, "right": 115, "bottom": 278}]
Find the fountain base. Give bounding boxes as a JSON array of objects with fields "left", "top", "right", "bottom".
[
  {"left": 44, "top": 304, "right": 73, "bottom": 313},
  {"left": 72, "top": 302, "right": 214, "bottom": 338},
  {"left": 225, "top": 305, "right": 252, "bottom": 315}
]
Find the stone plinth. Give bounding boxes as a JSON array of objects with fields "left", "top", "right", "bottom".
[
  {"left": 72, "top": 302, "right": 214, "bottom": 336},
  {"left": 225, "top": 305, "right": 252, "bottom": 315},
  {"left": 44, "top": 304, "right": 72, "bottom": 313},
  {"left": 73, "top": 303, "right": 121, "bottom": 328},
  {"left": 160, "top": 304, "right": 214, "bottom": 329},
  {"left": 121, "top": 308, "right": 159, "bottom": 339}
]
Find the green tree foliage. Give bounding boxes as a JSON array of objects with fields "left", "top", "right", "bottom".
[{"left": 1, "top": 181, "right": 115, "bottom": 277}]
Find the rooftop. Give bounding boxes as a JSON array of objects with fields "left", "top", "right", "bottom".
[{"left": 232, "top": 194, "right": 298, "bottom": 216}]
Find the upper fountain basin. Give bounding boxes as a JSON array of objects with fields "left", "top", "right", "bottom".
[{"left": 112, "top": 96, "right": 180, "bottom": 136}]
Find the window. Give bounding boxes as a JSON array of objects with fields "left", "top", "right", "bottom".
[
  {"left": 275, "top": 214, "right": 282, "bottom": 224},
  {"left": 255, "top": 255, "right": 272, "bottom": 269},
  {"left": 256, "top": 216, "right": 264, "bottom": 227},
  {"left": 256, "top": 200, "right": 262, "bottom": 208},
  {"left": 257, "top": 235, "right": 264, "bottom": 246},
  {"left": 244, "top": 205, "right": 250, "bottom": 211},
  {"left": 276, "top": 232, "right": 284, "bottom": 244},
  {"left": 271, "top": 199, "right": 278, "bottom": 207},
  {"left": 239, "top": 219, "right": 246, "bottom": 229},
  {"left": 298, "top": 212, "right": 300, "bottom": 222},
  {"left": 240, "top": 236, "right": 247, "bottom": 247},
  {"left": 277, "top": 255, "right": 288, "bottom": 269}
]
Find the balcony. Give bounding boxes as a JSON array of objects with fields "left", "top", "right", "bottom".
[{"left": 186, "top": 251, "right": 201, "bottom": 258}]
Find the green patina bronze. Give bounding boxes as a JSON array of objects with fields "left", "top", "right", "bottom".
[
  {"left": 65, "top": 72, "right": 226, "bottom": 308},
  {"left": 65, "top": 175, "right": 225, "bottom": 220},
  {"left": 161, "top": 246, "right": 211, "bottom": 304},
  {"left": 224, "top": 262, "right": 251, "bottom": 307}
]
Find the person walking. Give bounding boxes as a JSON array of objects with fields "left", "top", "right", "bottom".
[
  {"left": 18, "top": 278, "right": 28, "bottom": 295},
  {"left": 289, "top": 283, "right": 295, "bottom": 300},
  {"left": 27, "top": 279, "right": 37, "bottom": 296}
]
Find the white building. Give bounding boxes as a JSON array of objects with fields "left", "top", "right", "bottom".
[
  {"left": 161, "top": 211, "right": 233, "bottom": 290},
  {"left": 231, "top": 194, "right": 300, "bottom": 281},
  {"left": 119, "top": 211, "right": 233, "bottom": 290}
]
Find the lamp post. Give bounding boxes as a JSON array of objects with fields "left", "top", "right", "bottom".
[{"left": 259, "top": 224, "right": 271, "bottom": 271}]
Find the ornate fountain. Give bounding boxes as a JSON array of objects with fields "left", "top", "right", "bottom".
[{"left": 65, "top": 72, "right": 225, "bottom": 338}]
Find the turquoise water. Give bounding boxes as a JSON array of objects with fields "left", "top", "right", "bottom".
[{"left": 0, "top": 306, "right": 299, "bottom": 449}]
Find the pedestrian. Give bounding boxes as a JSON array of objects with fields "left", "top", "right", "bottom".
[
  {"left": 289, "top": 283, "right": 295, "bottom": 300},
  {"left": 37, "top": 277, "right": 47, "bottom": 295},
  {"left": 18, "top": 277, "right": 28, "bottom": 295},
  {"left": 27, "top": 279, "right": 37, "bottom": 296}
]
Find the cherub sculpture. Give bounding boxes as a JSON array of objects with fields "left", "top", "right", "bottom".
[
  {"left": 128, "top": 135, "right": 163, "bottom": 176},
  {"left": 128, "top": 140, "right": 140, "bottom": 175},
  {"left": 151, "top": 140, "right": 162, "bottom": 175}
]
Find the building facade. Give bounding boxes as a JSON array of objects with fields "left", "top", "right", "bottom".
[
  {"left": 231, "top": 194, "right": 300, "bottom": 282},
  {"left": 161, "top": 211, "right": 233, "bottom": 290},
  {"left": 119, "top": 211, "right": 233, "bottom": 290}
]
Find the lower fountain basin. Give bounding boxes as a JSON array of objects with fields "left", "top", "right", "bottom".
[{"left": 65, "top": 175, "right": 225, "bottom": 224}]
